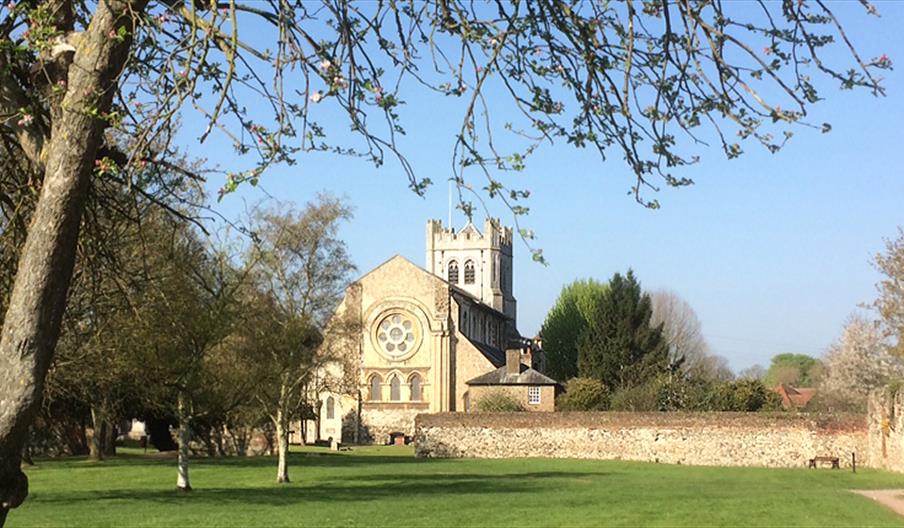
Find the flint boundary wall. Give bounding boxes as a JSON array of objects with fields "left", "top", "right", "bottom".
[
  {"left": 414, "top": 412, "right": 870, "bottom": 468},
  {"left": 869, "top": 387, "right": 904, "bottom": 472}
]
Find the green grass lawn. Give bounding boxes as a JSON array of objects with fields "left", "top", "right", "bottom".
[{"left": 8, "top": 445, "right": 904, "bottom": 527}]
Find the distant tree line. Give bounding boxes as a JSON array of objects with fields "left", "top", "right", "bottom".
[
  {"left": 547, "top": 226, "right": 904, "bottom": 414},
  {"left": 543, "top": 271, "right": 782, "bottom": 412},
  {"left": 26, "top": 191, "right": 357, "bottom": 490}
]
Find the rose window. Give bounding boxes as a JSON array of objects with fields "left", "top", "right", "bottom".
[{"left": 376, "top": 313, "right": 418, "bottom": 357}]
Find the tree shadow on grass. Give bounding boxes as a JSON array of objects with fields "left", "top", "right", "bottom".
[
  {"left": 29, "top": 449, "right": 427, "bottom": 472},
  {"left": 29, "top": 470, "right": 611, "bottom": 508}
]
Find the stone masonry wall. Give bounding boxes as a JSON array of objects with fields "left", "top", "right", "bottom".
[
  {"left": 415, "top": 412, "right": 870, "bottom": 469},
  {"left": 361, "top": 408, "right": 422, "bottom": 443},
  {"left": 868, "top": 387, "right": 904, "bottom": 473}
]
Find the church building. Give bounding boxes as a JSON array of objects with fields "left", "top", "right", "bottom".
[{"left": 309, "top": 218, "right": 555, "bottom": 444}]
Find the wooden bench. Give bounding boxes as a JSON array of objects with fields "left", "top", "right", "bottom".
[{"left": 808, "top": 456, "right": 840, "bottom": 469}]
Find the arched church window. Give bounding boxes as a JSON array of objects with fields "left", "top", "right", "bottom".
[
  {"left": 448, "top": 261, "right": 459, "bottom": 283},
  {"left": 389, "top": 374, "right": 401, "bottom": 401},
  {"left": 409, "top": 373, "right": 422, "bottom": 401},
  {"left": 325, "top": 396, "right": 335, "bottom": 420},
  {"left": 369, "top": 374, "right": 382, "bottom": 401},
  {"left": 464, "top": 260, "right": 475, "bottom": 284}
]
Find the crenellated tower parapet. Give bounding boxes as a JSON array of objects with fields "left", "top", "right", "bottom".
[{"left": 425, "top": 218, "right": 516, "bottom": 324}]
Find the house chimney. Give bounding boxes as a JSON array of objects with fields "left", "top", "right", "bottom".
[{"left": 505, "top": 349, "right": 521, "bottom": 376}]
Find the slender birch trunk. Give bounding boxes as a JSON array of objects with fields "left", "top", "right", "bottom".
[
  {"left": 0, "top": 2, "right": 146, "bottom": 524},
  {"left": 176, "top": 394, "right": 192, "bottom": 492},
  {"left": 275, "top": 406, "right": 290, "bottom": 483}
]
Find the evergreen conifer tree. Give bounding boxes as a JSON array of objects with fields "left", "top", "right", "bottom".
[{"left": 577, "top": 270, "right": 669, "bottom": 391}]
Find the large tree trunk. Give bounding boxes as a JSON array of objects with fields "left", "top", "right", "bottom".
[
  {"left": 176, "top": 395, "right": 192, "bottom": 492},
  {"left": 0, "top": 2, "right": 146, "bottom": 523},
  {"left": 275, "top": 407, "right": 290, "bottom": 483},
  {"left": 102, "top": 419, "right": 116, "bottom": 457}
]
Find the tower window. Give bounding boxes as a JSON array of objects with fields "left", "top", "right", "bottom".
[
  {"left": 448, "top": 261, "right": 459, "bottom": 284},
  {"left": 464, "top": 260, "right": 475, "bottom": 284}
]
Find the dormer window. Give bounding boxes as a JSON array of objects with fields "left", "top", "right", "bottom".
[
  {"left": 448, "top": 261, "right": 459, "bottom": 284},
  {"left": 464, "top": 260, "right": 475, "bottom": 284}
]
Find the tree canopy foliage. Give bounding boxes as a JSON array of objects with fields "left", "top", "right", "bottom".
[
  {"left": 818, "top": 315, "right": 904, "bottom": 412},
  {"left": 578, "top": 270, "right": 669, "bottom": 391},
  {"left": 539, "top": 279, "right": 608, "bottom": 381},
  {"left": 875, "top": 228, "right": 904, "bottom": 357},
  {"left": 763, "top": 353, "right": 822, "bottom": 388}
]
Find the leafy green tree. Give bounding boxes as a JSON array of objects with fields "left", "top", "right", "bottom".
[
  {"left": 540, "top": 279, "right": 608, "bottom": 381},
  {"left": 240, "top": 197, "right": 356, "bottom": 484},
  {"left": 577, "top": 271, "right": 669, "bottom": 392},
  {"left": 763, "top": 353, "right": 822, "bottom": 388},
  {"left": 126, "top": 226, "right": 252, "bottom": 492},
  {"left": 556, "top": 378, "right": 610, "bottom": 411}
]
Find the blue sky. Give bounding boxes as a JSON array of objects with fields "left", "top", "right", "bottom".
[{"left": 184, "top": 2, "right": 904, "bottom": 372}]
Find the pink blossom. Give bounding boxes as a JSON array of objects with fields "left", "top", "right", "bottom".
[
  {"left": 309, "top": 91, "right": 323, "bottom": 103},
  {"left": 57, "top": 79, "right": 66, "bottom": 87},
  {"left": 108, "top": 30, "right": 117, "bottom": 39},
  {"left": 763, "top": 47, "right": 772, "bottom": 55},
  {"left": 16, "top": 114, "right": 33, "bottom": 126},
  {"left": 6, "top": 2, "right": 15, "bottom": 10},
  {"left": 319, "top": 59, "right": 331, "bottom": 71}
]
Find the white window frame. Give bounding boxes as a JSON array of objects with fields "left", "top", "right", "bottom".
[{"left": 528, "top": 386, "right": 541, "bottom": 405}]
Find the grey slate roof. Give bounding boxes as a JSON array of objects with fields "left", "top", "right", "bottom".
[
  {"left": 466, "top": 363, "right": 559, "bottom": 386},
  {"left": 466, "top": 338, "right": 507, "bottom": 368}
]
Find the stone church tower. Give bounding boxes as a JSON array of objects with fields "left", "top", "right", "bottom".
[{"left": 425, "top": 218, "right": 517, "bottom": 325}]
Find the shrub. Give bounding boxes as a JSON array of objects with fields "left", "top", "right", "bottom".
[
  {"left": 609, "top": 380, "right": 661, "bottom": 411},
  {"left": 475, "top": 390, "right": 524, "bottom": 412},
  {"left": 608, "top": 376, "right": 784, "bottom": 412},
  {"left": 557, "top": 378, "right": 610, "bottom": 411},
  {"left": 707, "top": 379, "right": 783, "bottom": 412}
]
